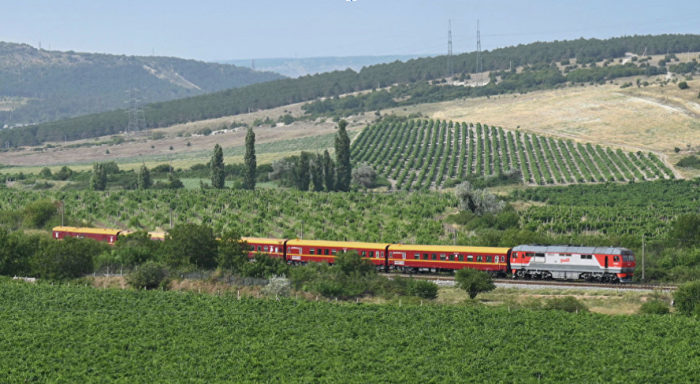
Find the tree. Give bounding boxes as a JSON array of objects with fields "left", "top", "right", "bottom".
[
  {"left": 243, "top": 128, "right": 256, "bottom": 190},
  {"left": 30, "top": 237, "right": 107, "bottom": 280},
  {"left": 217, "top": 229, "right": 250, "bottom": 273},
  {"left": 137, "top": 164, "right": 152, "bottom": 190},
  {"left": 334, "top": 251, "right": 375, "bottom": 277},
  {"left": 54, "top": 166, "right": 73, "bottom": 181},
  {"left": 126, "top": 261, "right": 168, "bottom": 290},
  {"left": 294, "top": 152, "right": 311, "bottom": 191},
  {"left": 211, "top": 144, "right": 225, "bottom": 189},
  {"left": 23, "top": 199, "right": 58, "bottom": 228},
  {"left": 167, "top": 174, "right": 184, "bottom": 189},
  {"left": 454, "top": 268, "right": 495, "bottom": 299},
  {"left": 39, "top": 167, "right": 52, "bottom": 178},
  {"left": 674, "top": 280, "right": 700, "bottom": 316},
  {"left": 90, "top": 163, "right": 107, "bottom": 191},
  {"left": 351, "top": 164, "right": 377, "bottom": 188},
  {"left": 668, "top": 214, "right": 700, "bottom": 248},
  {"left": 163, "top": 223, "right": 218, "bottom": 269},
  {"left": 323, "top": 149, "right": 336, "bottom": 192},
  {"left": 335, "top": 120, "right": 352, "bottom": 192},
  {"left": 0, "top": 230, "right": 40, "bottom": 277},
  {"left": 678, "top": 81, "right": 689, "bottom": 90},
  {"left": 310, "top": 153, "right": 324, "bottom": 192},
  {"left": 455, "top": 181, "right": 505, "bottom": 216},
  {"left": 240, "top": 253, "right": 289, "bottom": 278}
]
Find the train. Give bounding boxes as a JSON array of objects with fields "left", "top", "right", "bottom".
[{"left": 52, "top": 226, "right": 637, "bottom": 283}]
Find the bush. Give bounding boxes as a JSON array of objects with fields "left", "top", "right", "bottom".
[
  {"left": 678, "top": 81, "right": 689, "bottom": 90},
  {"left": 455, "top": 268, "right": 495, "bottom": 299},
  {"left": 261, "top": 275, "right": 291, "bottom": 297},
  {"left": 406, "top": 279, "right": 439, "bottom": 299},
  {"left": 673, "top": 280, "right": 700, "bottom": 316},
  {"left": 30, "top": 237, "right": 107, "bottom": 280},
  {"left": 639, "top": 300, "right": 670, "bottom": 315},
  {"left": 544, "top": 296, "right": 588, "bottom": 313},
  {"left": 23, "top": 199, "right": 57, "bottom": 228},
  {"left": 240, "top": 253, "right": 289, "bottom": 278},
  {"left": 126, "top": 262, "right": 168, "bottom": 290}
]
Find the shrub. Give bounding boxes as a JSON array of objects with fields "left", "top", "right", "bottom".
[
  {"left": 544, "top": 296, "right": 588, "bottom": 313},
  {"left": 23, "top": 199, "right": 57, "bottom": 228},
  {"left": 406, "top": 279, "right": 439, "bottom": 299},
  {"left": 126, "top": 262, "right": 168, "bottom": 290},
  {"left": 678, "top": 81, "right": 689, "bottom": 90},
  {"left": 261, "top": 275, "right": 291, "bottom": 297},
  {"left": 673, "top": 280, "right": 700, "bottom": 316},
  {"left": 31, "top": 237, "right": 107, "bottom": 280},
  {"left": 455, "top": 268, "right": 495, "bottom": 299},
  {"left": 639, "top": 300, "right": 670, "bottom": 315},
  {"left": 240, "top": 253, "right": 289, "bottom": 278}
]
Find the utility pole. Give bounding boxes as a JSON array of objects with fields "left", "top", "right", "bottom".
[
  {"left": 642, "top": 234, "right": 645, "bottom": 282},
  {"left": 125, "top": 88, "right": 146, "bottom": 135},
  {"left": 447, "top": 20, "right": 453, "bottom": 80}
]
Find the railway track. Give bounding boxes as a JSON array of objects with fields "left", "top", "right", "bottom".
[{"left": 387, "top": 273, "right": 677, "bottom": 291}]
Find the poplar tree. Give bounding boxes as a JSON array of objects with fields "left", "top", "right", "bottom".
[
  {"left": 323, "top": 149, "right": 335, "bottom": 192},
  {"left": 90, "top": 163, "right": 107, "bottom": 191},
  {"left": 137, "top": 164, "right": 151, "bottom": 190},
  {"left": 211, "top": 144, "right": 225, "bottom": 189},
  {"left": 243, "top": 128, "right": 256, "bottom": 190},
  {"left": 334, "top": 120, "right": 351, "bottom": 192},
  {"left": 295, "top": 152, "right": 311, "bottom": 191},
  {"left": 311, "top": 153, "right": 324, "bottom": 192}
]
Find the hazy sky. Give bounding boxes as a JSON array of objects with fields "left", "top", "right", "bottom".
[{"left": 1, "top": 0, "right": 699, "bottom": 61}]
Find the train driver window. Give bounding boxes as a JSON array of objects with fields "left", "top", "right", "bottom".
[
  {"left": 486, "top": 256, "right": 492, "bottom": 263},
  {"left": 458, "top": 255, "right": 464, "bottom": 261},
  {"left": 614, "top": 256, "right": 620, "bottom": 262},
  {"left": 477, "top": 255, "right": 483, "bottom": 262},
  {"left": 310, "top": 249, "right": 315, "bottom": 255},
  {"left": 467, "top": 255, "right": 473, "bottom": 262},
  {"left": 324, "top": 249, "right": 329, "bottom": 255},
  {"left": 414, "top": 253, "right": 420, "bottom": 260},
  {"left": 423, "top": 254, "right": 429, "bottom": 260}
]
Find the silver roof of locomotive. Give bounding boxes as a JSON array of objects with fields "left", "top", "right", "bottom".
[{"left": 512, "top": 245, "right": 632, "bottom": 255}]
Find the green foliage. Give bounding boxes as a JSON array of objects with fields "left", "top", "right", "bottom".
[
  {"left": 406, "top": 279, "right": 439, "bottom": 299},
  {"left": 335, "top": 120, "right": 352, "bottom": 192},
  {"left": 22, "top": 199, "right": 57, "bottom": 228},
  {"left": 163, "top": 223, "right": 218, "bottom": 269},
  {"left": 323, "top": 149, "right": 336, "bottom": 192},
  {"left": 455, "top": 268, "right": 495, "bottom": 299},
  {"left": 210, "top": 144, "right": 225, "bottom": 189},
  {"left": 90, "top": 163, "right": 107, "bottom": 191},
  {"left": 0, "top": 229, "right": 41, "bottom": 276},
  {"left": 673, "top": 280, "right": 700, "bottom": 316},
  {"left": 39, "top": 167, "right": 52, "bottom": 178},
  {"left": 217, "top": 230, "right": 250, "bottom": 273},
  {"left": 639, "top": 300, "right": 670, "bottom": 315},
  {"left": 137, "top": 164, "right": 152, "bottom": 190},
  {"left": 294, "top": 152, "right": 311, "bottom": 191},
  {"left": 30, "top": 237, "right": 107, "bottom": 280},
  {"left": 543, "top": 296, "right": 589, "bottom": 313},
  {"left": 678, "top": 81, "right": 689, "bottom": 90},
  {"left": 243, "top": 128, "right": 256, "bottom": 190},
  {"left": 676, "top": 155, "right": 700, "bottom": 169},
  {"left": 240, "top": 253, "right": 289, "bottom": 278},
  {"left": 667, "top": 214, "right": 700, "bottom": 248},
  {"left": 126, "top": 261, "right": 169, "bottom": 290}
]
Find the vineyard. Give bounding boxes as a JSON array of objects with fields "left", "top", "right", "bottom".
[
  {"left": 351, "top": 119, "right": 675, "bottom": 190},
  {"left": 1, "top": 282, "right": 699, "bottom": 383}
]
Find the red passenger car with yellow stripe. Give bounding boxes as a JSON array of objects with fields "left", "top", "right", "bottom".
[
  {"left": 387, "top": 244, "right": 510, "bottom": 275},
  {"left": 52, "top": 226, "right": 122, "bottom": 245},
  {"left": 285, "top": 239, "right": 390, "bottom": 268}
]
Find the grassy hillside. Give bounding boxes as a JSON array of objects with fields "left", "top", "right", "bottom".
[
  {"left": 2, "top": 34, "right": 698, "bottom": 147},
  {"left": 0, "top": 42, "right": 284, "bottom": 127},
  {"left": 353, "top": 119, "right": 673, "bottom": 190}
]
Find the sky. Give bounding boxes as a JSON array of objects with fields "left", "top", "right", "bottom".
[{"left": 1, "top": 0, "right": 699, "bottom": 62}]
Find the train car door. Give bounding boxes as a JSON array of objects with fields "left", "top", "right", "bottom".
[
  {"left": 289, "top": 247, "right": 302, "bottom": 262},
  {"left": 393, "top": 252, "right": 406, "bottom": 266},
  {"left": 604, "top": 256, "right": 608, "bottom": 269}
]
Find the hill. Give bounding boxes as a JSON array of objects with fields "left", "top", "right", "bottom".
[
  {"left": 2, "top": 34, "right": 698, "bottom": 148},
  {"left": 0, "top": 42, "right": 284, "bottom": 127},
  {"left": 220, "top": 54, "right": 430, "bottom": 78}
]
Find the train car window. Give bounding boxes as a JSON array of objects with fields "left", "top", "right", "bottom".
[
  {"left": 535, "top": 253, "right": 545, "bottom": 257},
  {"left": 467, "top": 255, "right": 473, "bottom": 262},
  {"left": 361, "top": 251, "right": 366, "bottom": 257},
  {"left": 370, "top": 251, "right": 375, "bottom": 258},
  {"left": 486, "top": 256, "right": 493, "bottom": 263},
  {"left": 431, "top": 254, "right": 437, "bottom": 260},
  {"left": 526, "top": 253, "right": 535, "bottom": 257},
  {"left": 414, "top": 253, "right": 420, "bottom": 260},
  {"left": 332, "top": 250, "right": 337, "bottom": 255},
  {"left": 477, "top": 255, "right": 483, "bottom": 262},
  {"left": 449, "top": 255, "right": 454, "bottom": 261},
  {"left": 324, "top": 249, "right": 329, "bottom": 255},
  {"left": 250, "top": 245, "right": 255, "bottom": 251},
  {"left": 458, "top": 255, "right": 464, "bottom": 262},
  {"left": 310, "top": 249, "right": 315, "bottom": 255},
  {"left": 380, "top": 252, "right": 384, "bottom": 258},
  {"left": 440, "top": 254, "right": 446, "bottom": 261},
  {"left": 264, "top": 246, "right": 269, "bottom": 252},
  {"left": 423, "top": 253, "right": 429, "bottom": 260},
  {"left": 257, "top": 246, "right": 262, "bottom": 252},
  {"left": 501, "top": 256, "right": 505, "bottom": 263}
]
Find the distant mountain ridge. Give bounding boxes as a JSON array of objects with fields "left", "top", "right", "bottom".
[
  {"left": 219, "top": 55, "right": 433, "bottom": 78},
  {"left": 0, "top": 42, "right": 285, "bottom": 127}
]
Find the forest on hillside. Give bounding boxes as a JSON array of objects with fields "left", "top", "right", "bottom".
[{"left": 1, "top": 34, "right": 698, "bottom": 147}]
